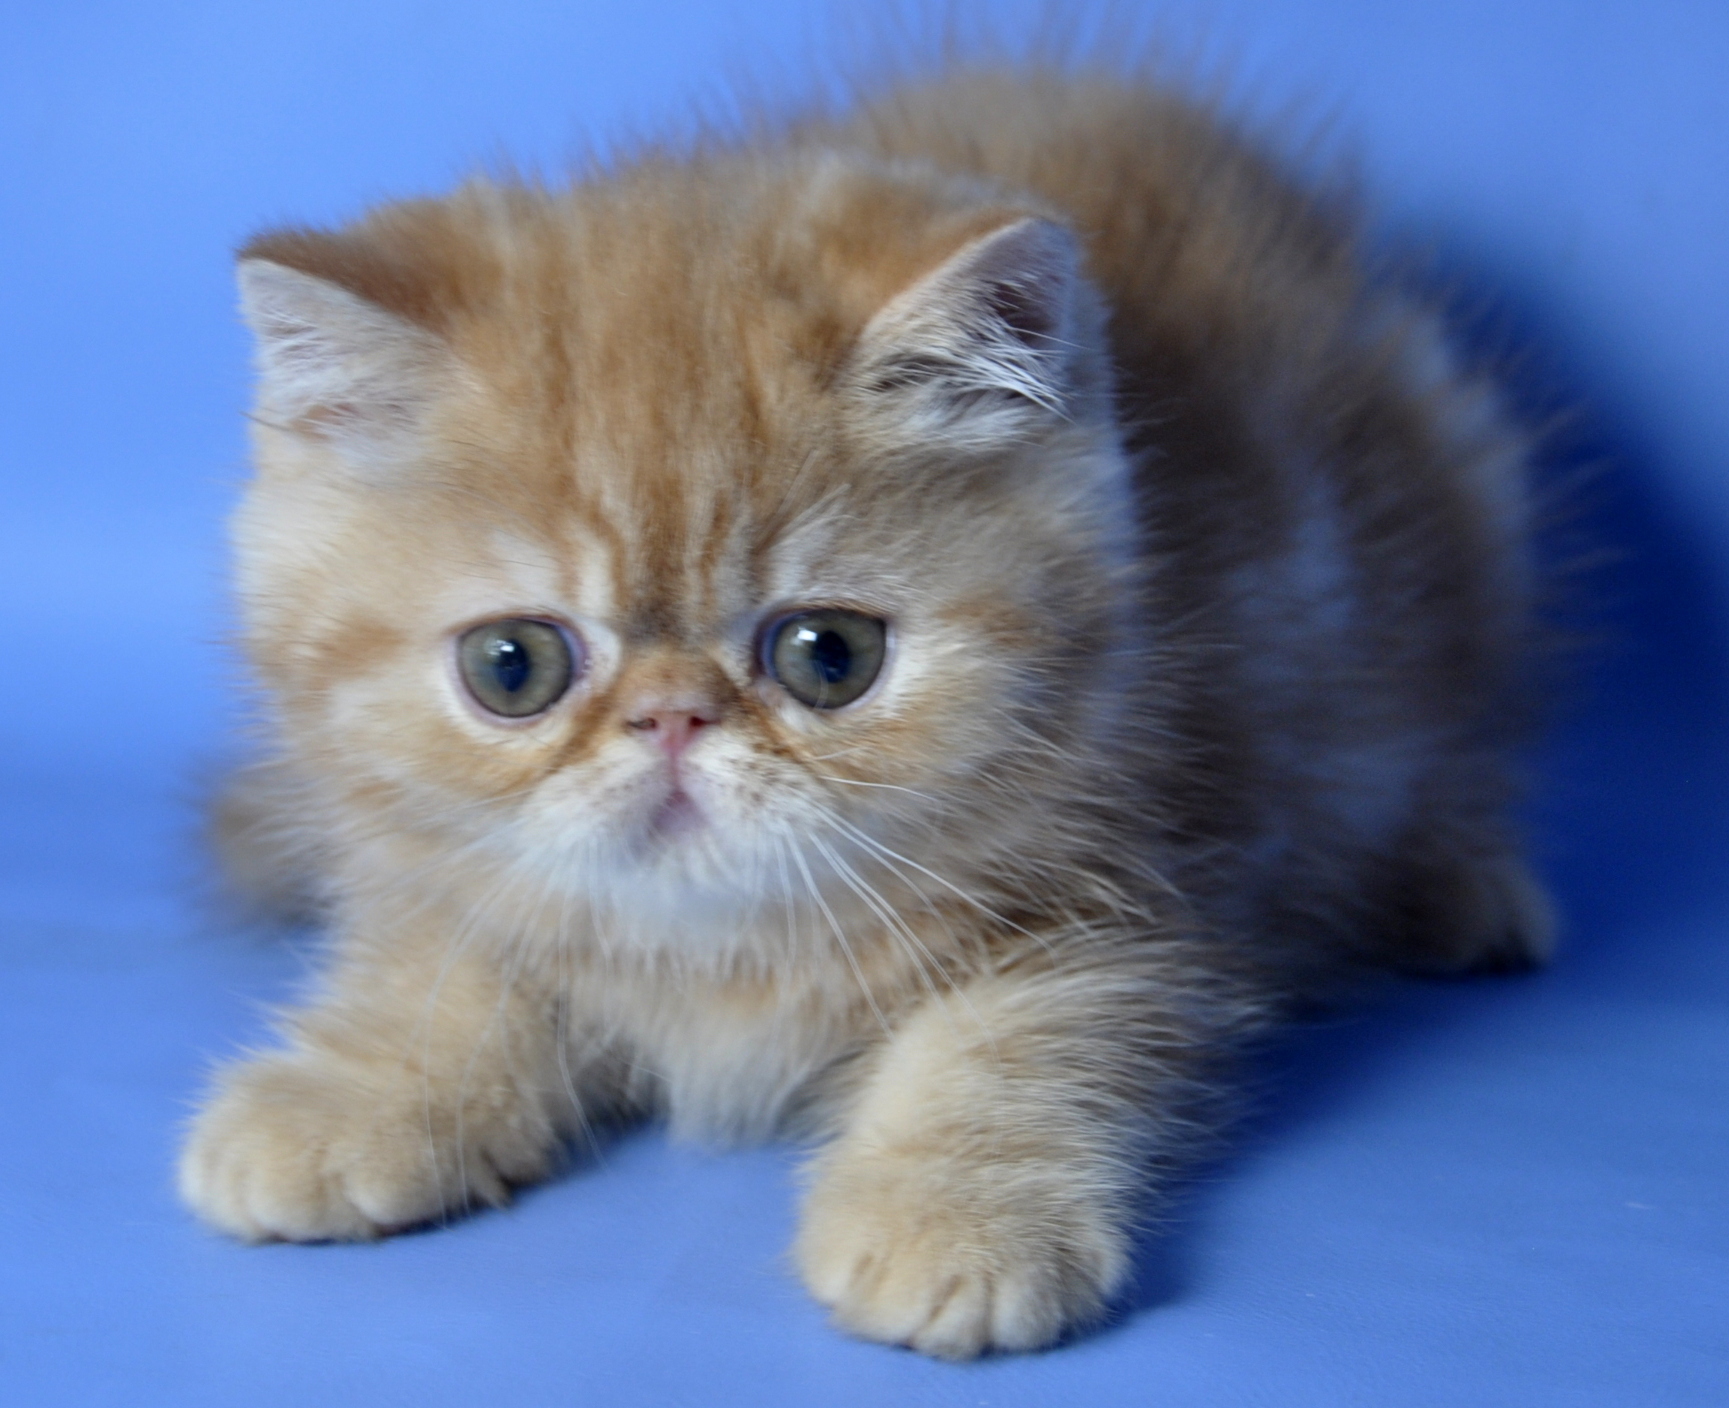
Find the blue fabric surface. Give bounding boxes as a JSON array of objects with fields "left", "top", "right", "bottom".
[{"left": 3, "top": 3, "right": 1725, "bottom": 1404}]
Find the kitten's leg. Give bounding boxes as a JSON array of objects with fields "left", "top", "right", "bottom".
[
  {"left": 795, "top": 953, "right": 1240, "bottom": 1359},
  {"left": 1383, "top": 845, "right": 1556, "bottom": 976},
  {"left": 180, "top": 917, "right": 598, "bottom": 1242}
]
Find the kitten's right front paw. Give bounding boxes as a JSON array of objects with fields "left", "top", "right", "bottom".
[{"left": 179, "top": 1052, "right": 547, "bottom": 1242}]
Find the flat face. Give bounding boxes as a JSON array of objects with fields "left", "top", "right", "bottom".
[{"left": 235, "top": 167, "right": 1136, "bottom": 954}]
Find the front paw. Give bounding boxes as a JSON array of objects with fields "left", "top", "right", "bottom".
[
  {"left": 794, "top": 1144, "right": 1129, "bottom": 1359},
  {"left": 179, "top": 1051, "right": 552, "bottom": 1242}
]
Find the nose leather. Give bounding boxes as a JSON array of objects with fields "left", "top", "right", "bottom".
[
  {"left": 624, "top": 705, "right": 719, "bottom": 758},
  {"left": 615, "top": 649, "right": 732, "bottom": 759}
]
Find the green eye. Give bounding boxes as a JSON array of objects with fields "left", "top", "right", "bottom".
[
  {"left": 457, "top": 618, "right": 577, "bottom": 718},
  {"left": 764, "top": 609, "right": 887, "bottom": 710}
]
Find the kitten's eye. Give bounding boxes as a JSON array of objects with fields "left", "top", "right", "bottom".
[
  {"left": 764, "top": 610, "right": 887, "bottom": 710},
  {"left": 457, "top": 618, "right": 577, "bottom": 719}
]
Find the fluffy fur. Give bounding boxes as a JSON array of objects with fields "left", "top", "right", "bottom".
[{"left": 180, "top": 67, "right": 1551, "bottom": 1358}]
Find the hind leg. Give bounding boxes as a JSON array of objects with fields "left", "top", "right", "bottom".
[{"left": 1380, "top": 845, "right": 1556, "bottom": 976}]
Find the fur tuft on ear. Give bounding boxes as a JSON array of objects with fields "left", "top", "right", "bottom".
[
  {"left": 848, "top": 218, "right": 1087, "bottom": 455},
  {"left": 238, "top": 258, "right": 452, "bottom": 459}
]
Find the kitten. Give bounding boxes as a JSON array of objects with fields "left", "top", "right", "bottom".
[{"left": 180, "top": 67, "right": 1552, "bottom": 1358}]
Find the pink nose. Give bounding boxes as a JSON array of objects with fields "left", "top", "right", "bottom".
[{"left": 623, "top": 706, "right": 719, "bottom": 759}]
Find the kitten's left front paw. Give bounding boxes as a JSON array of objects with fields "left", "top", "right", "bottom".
[{"left": 794, "top": 1144, "right": 1129, "bottom": 1359}]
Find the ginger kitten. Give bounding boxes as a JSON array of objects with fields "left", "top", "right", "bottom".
[{"left": 181, "top": 68, "right": 1551, "bottom": 1358}]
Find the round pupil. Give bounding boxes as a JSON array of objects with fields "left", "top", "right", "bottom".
[
  {"left": 488, "top": 636, "right": 531, "bottom": 693},
  {"left": 768, "top": 610, "right": 885, "bottom": 710},
  {"left": 458, "top": 618, "right": 575, "bottom": 719},
  {"left": 804, "top": 627, "right": 852, "bottom": 684}
]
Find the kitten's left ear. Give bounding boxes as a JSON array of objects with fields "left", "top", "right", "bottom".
[{"left": 847, "top": 218, "right": 1090, "bottom": 455}]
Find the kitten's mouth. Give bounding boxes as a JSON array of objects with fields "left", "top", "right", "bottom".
[{"left": 647, "top": 786, "right": 705, "bottom": 840}]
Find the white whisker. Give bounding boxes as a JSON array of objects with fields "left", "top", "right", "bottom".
[
  {"left": 788, "top": 839, "right": 891, "bottom": 1037},
  {"left": 813, "top": 774, "right": 941, "bottom": 805}
]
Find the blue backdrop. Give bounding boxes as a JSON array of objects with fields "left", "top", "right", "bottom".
[{"left": 3, "top": 3, "right": 1725, "bottom": 1404}]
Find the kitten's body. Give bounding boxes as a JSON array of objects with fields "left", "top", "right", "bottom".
[{"left": 184, "top": 70, "right": 1549, "bottom": 1357}]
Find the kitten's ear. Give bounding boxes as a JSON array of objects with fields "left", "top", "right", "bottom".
[
  {"left": 848, "top": 218, "right": 1087, "bottom": 455},
  {"left": 238, "top": 257, "right": 453, "bottom": 462}
]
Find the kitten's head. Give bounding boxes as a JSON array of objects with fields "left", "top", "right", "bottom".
[{"left": 235, "top": 156, "right": 1140, "bottom": 959}]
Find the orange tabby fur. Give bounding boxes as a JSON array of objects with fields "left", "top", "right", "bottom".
[{"left": 181, "top": 68, "right": 1550, "bottom": 1358}]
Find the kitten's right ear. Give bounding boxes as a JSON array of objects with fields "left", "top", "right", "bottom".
[
  {"left": 238, "top": 258, "right": 453, "bottom": 463},
  {"left": 845, "top": 218, "right": 1091, "bottom": 459}
]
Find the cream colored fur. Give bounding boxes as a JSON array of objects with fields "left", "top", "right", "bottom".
[{"left": 180, "top": 67, "right": 1551, "bottom": 1358}]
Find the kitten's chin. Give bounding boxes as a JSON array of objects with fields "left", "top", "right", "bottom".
[
  {"left": 643, "top": 787, "right": 705, "bottom": 844},
  {"left": 594, "top": 797, "right": 768, "bottom": 930},
  {"left": 581, "top": 860, "right": 785, "bottom": 960},
  {"left": 583, "top": 815, "right": 838, "bottom": 961},
  {"left": 514, "top": 770, "right": 840, "bottom": 956}
]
